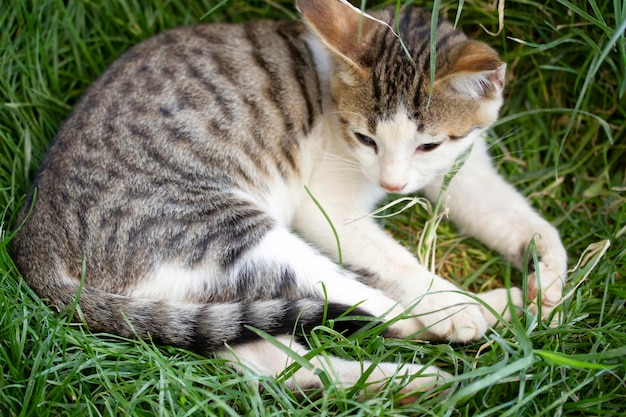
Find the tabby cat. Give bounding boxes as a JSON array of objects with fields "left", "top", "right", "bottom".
[{"left": 13, "top": 0, "right": 567, "bottom": 396}]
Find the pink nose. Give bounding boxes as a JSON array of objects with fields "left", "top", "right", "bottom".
[{"left": 380, "top": 181, "right": 406, "bottom": 193}]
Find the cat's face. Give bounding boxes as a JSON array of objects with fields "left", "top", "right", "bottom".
[
  {"left": 334, "top": 80, "right": 504, "bottom": 193},
  {"left": 299, "top": 1, "right": 506, "bottom": 194},
  {"left": 332, "top": 41, "right": 505, "bottom": 194}
]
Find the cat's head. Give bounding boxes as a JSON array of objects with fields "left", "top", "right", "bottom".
[{"left": 299, "top": 0, "right": 505, "bottom": 193}]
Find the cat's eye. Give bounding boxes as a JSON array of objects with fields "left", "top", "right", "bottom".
[
  {"left": 417, "top": 142, "right": 441, "bottom": 152},
  {"left": 355, "top": 133, "right": 377, "bottom": 151}
]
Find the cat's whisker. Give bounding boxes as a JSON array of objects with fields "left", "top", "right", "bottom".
[
  {"left": 483, "top": 128, "right": 521, "bottom": 151},
  {"left": 321, "top": 156, "right": 361, "bottom": 170},
  {"left": 312, "top": 145, "right": 362, "bottom": 168},
  {"left": 322, "top": 110, "right": 368, "bottom": 121},
  {"left": 317, "top": 164, "right": 364, "bottom": 177}
]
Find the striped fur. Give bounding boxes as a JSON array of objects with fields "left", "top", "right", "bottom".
[{"left": 12, "top": 0, "right": 566, "bottom": 396}]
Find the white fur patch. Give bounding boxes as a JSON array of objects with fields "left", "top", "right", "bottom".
[{"left": 129, "top": 262, "right": 222, "bottom": 302}]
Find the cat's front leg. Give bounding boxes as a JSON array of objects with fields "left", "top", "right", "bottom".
[
  {"left": 422, "top": 138, "right": 567, "bottom": 317},
  {"left": 337, "top": 221, "right": 523, "bottom": 342},
  {"left": 294, "top": 187, "right": 518, "bottom": 342}
]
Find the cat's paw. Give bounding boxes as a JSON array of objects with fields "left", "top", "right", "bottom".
[
  {"left": 522, "top": 230, "right": 567, "bottom": 319},
  {"left": 528, "top": 260, "right": 566, "bottom": 318},
  {"left": 410, "top": 285, "right": 523, "bottom": 342},
  {"left": 412, "top": 288, "right": 489, "bottom": 343},
  {"left": 476, "top": 287, "right": 524, "bottom": 327}
]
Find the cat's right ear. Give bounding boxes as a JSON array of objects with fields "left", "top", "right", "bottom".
[
  {"left": 434, "top": 40, "right": 506, "bottom": 100},
  {"left": 297, "top": 0, "right": 380, "bottom": 73}
]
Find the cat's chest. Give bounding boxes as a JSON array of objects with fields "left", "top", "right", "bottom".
[{"left": 258, "top": 115, "right": 380, "bottom": 227}]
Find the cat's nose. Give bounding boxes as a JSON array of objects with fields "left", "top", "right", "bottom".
[{"left": 380, "top": 181, "right": 406, "bottom": 193}]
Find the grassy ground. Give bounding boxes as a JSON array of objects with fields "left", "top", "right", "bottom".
[{"left": 1, "top": 0, "right": 624, "bottom": 415}]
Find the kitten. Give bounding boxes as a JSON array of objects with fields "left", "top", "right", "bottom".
[{"left": 12, "top": 0, "right": 567, "bottom": 396}]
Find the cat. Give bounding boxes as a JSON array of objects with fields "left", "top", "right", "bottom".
[{"left": 12, "top": 0, "right": 567, "bottom": 397}]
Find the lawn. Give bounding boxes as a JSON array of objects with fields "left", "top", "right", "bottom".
[{"left": 1, "top": 0, "right": 625, "bottom": 415}]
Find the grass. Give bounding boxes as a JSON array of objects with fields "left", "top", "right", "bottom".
[{"left": 1, "top": 0, "right": 624, "bottom": 415}]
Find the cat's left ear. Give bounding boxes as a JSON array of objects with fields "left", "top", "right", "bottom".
[
  {"left": 297, "top": 0, "right": 381, "bottom": 73},
  {"left": 434, "top": 40, "right": 506, "bottom": 100}
]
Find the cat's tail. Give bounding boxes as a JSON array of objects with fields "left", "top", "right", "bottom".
[{"left": 46, "top": 283, "right": 377, "bottom": 353}]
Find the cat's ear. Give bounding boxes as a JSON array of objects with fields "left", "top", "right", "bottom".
[
  {"left": 434, "top": 40, "right": 506, "bottom": 100},
  {"left": 297, "top": 0, "right": 380, "bottom": 72}
]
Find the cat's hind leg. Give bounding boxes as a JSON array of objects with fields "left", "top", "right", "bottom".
[
  {"left": 133, "top": 220, "right": 424, "bottom": 340},
  {"left": 219, "top": 335, "right": 450, "bottom": 399}
]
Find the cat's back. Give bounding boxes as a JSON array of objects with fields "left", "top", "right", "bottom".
[
  {"left": 39, "top": 18, "right": 320, "bottom": 186},
  {"left": 13, "top": 18, "right": 323, "bottom": 291},
  {"left": 52, "top": 19, "right": 317, "bottom": 159}
]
